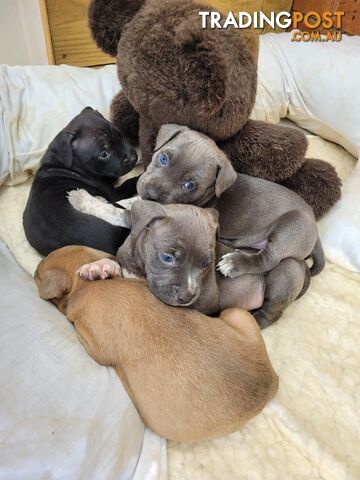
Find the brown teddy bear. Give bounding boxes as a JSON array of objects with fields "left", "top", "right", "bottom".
[{"left": 88, "top": 0, "right": 341, "bottom": 219}]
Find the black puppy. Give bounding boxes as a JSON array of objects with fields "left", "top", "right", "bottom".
[{"left": 23, "top": 107, "right": 138, "bottom": 256}]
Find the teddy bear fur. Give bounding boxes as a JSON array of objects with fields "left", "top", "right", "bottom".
[{"left": 88, "top": 0, "right": 341, "bottom": 219}]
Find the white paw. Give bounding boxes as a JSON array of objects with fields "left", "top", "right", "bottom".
[
  {"left": 67, "top": 189, "right": 95, "bottom": 212},
  {"left": 77, "top": 258, "right": 121, "bottom": 281},
  {"left": 216, "top": 253, "right": 236, "bottom": 277}
]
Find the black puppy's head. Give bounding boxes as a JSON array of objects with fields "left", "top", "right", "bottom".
[{"left": 44, "top": 107, "right": 137, "bottom": 180}]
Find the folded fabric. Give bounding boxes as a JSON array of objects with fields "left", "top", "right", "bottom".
[{"left": 255, "top": 32, "right": 360, "bottom": 155}]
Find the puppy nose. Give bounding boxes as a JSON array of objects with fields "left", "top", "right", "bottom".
[
  {"left": 144, "top": 188, "right": 158, "bottom": 201},
  {"left": 176, "top": 289, "right": 196, "bottom": 305},
  {"left": 125, "top": 148, "right": 138, "bottom": 165}
]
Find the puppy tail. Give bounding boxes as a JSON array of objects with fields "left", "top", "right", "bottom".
[
  {"left": 88, "top": 0, "right": 145, "bottom": 56},
  {"left": 309, "top": 237, "right": 325, "bottom": 276}
]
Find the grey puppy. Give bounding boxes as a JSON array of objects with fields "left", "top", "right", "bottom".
[
  {"left": 136, "top": 124, "right": 325, "bottom": 327},
  {"left": 70, "top": 193, "right": 310, "bottom": 328},
  {"left": 76, "top": 200, "right": 221, "bottom": 315}
]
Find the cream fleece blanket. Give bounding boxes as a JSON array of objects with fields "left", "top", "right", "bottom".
[{"left": 0, "top": 132, "right": 359, "bottom": 480}]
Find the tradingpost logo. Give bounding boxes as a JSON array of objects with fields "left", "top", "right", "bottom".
[{"left": 199, "top": 11, "right": 345, "bottom": 42}]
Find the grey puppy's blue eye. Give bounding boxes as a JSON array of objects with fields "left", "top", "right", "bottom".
[
  {"left": 159, "top": 253, "right": 174, "bottom": 264},
  {"left": 99, "top": 150, "right": 110, "bottom": 160},
  {"left": 182, "top": 180, "right": 195, "bottom": 191},
  {"left": 159, "top": 154, "right": 169, "bottom": 166}
]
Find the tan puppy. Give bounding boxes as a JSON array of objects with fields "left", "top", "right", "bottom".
[{"left": 35, "top": 246, "right": 278, "bottom": 443}]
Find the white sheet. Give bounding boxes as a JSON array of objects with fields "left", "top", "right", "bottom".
[{"left": 255, "top": 33, "right": 360, "bottom": 156}]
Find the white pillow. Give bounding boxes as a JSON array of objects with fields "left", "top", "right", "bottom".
[
  {"left": 254, "top": 32, "right": 360, "bottom": 155},
  {"left": 0, "top": 64, "right": 119, "bottom": 186},
  {"left": 254, "top": 32, "right": 360, "bottom": 272},
  {"left": 0, "top": 240, "right": 167, "bottom": 480}
]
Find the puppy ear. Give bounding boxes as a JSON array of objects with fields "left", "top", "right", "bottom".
[
  {"left": 130, "top": 200, "right": 166, "bottom": 240},
  {"left": 80, "top": 106, "right": 95, "bottom": 114},
  {"left": 215, "top": 154, "right": 237, "bottom": 197},
  {"left": 37, "top": 268, "right": 70, "bottom": 300},
  {"left": 205, "top": 208, "right": 220, "bottom": 239},
  {"left": 205, "top": 208, "right": 219, "bottom": 226},
  {"left": 80, "top": 106, "right": 105, "bottom": 120},
  {"left": 155, "top": 124, "right": 188, "bottom": 151},
  {"left": 47, "top": 131, "right": 75, "bottom": 168}
]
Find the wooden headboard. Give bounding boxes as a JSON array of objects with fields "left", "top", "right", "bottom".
[
  {"left": 41, "top": 0, "right": 113, "bottom": 66},
  {"left": 42, "top": 0, "right": 358, "bottom": 67},
  {"left": 292, "top": 0, "right": 360, "bottom": 35},
  {"left": 42, "top": 0, "right": 294, "bottom": 66}
]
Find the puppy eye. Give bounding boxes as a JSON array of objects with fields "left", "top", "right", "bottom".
[
  {"left": 159, "top": 253, "right": 174, "bottom": 264},
  {"left": 182, "top": 180, "right": 195, "bottom": 191},
  {"left": 159, "top": 154, "right": 169, "bottom": 166},
  {"left": 99, "top": 150, "right": 110, "bottom": 160}
]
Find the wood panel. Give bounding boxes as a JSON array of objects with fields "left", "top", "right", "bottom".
[
  {"left": 45, "top": 0, "right": 114, "bottom": 67},
  {"left": 335, "top": 0, "right": 360, "bottom": 34},
  {"left": 292, "top": 0, "right": 360, "bottom": 34}
]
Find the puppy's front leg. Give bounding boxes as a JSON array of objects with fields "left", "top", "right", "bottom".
[
  {"left": 67, "top": 189, "right": 131, "bottom": 228},
  {"left": 217, "top": 249, "right": 270, "bottom": 278},
  {"left": 78, "top": 258, "right": 122, "bottom": 281}
]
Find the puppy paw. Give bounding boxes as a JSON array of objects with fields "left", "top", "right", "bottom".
[
  {"left": 67, "top": 189, "right": 100, "bottom": 213},
  {"left": 217, "top": 253, "right": 239, "bottom": 278},
  {"left": 77, "top": 259, "right": 121, "bottom": 281}
]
